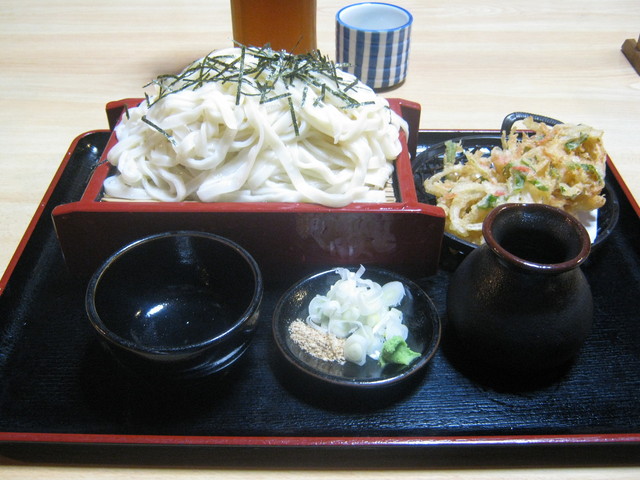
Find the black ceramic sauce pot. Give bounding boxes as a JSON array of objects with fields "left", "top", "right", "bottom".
[{"left": 447, "top": 203, "right": 593, "bottom": 375}]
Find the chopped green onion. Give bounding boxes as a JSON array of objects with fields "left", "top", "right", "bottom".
[
  {"left": 580, "top": 163, "right": 603, "bottom": 182},
  {"left": 565, "top": 133, "right": 589, "bottom": 151},
  {"left": 479, "top": 194, "right": 499, "bottom": 209},
  {"left": 521, "top": 158, "right": 536, "bottom": 172},
  {"left": 512, "top": 169, "right": 526, "bottom": 190},
  {"left": 444, "top": 140, "right": 458, "bottom": 166},
  {"left": 530, "top": 179, "right": 549, "bottom": 191}
]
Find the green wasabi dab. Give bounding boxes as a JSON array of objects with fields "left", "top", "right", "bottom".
[{"left": 379, "top": 336, "right": 421, "bottom": 367}]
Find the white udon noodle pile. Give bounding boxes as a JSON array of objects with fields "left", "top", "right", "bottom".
[{"left": 104, "top": 47, "right": 408, "bottom": 207}]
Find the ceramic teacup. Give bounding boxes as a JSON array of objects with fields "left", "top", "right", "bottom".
[{"left": 336, "top": 2, "right": 413, "bottom": 90}]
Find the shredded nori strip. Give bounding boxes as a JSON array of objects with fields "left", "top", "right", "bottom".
[
  {"left": 140, "top": 46, "right": 374, "bottom": 138},
  {"left": 146, "top": 48, "right": 368, "bottom": 109},
  {"left": 288, "top": 97, "right": 299, "bottom": 137},
  {"left": 141, "top": 115, "right": 177, "bottom": 146}
]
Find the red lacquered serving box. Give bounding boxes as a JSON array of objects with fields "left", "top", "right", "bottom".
[{"left": 51, "top": 98, "right": 445, "bottom": 284}]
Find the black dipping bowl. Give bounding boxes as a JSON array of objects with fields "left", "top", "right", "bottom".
[
  {"left": 86, "top": 231, "right": 263, "bottom": 381},
  {"left": 272, "top": 267, "right": 441, "bottom": 390}
]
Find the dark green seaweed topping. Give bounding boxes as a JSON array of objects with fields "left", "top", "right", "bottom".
[
  {"left": 144, "top": 46, "right": 371, "bottom": 111},
  {"left": 141, "top": 115, "right": 177, "bottom": 146},
  {"left": 137, "top": 46, "right": 384, "bottom": 140}
]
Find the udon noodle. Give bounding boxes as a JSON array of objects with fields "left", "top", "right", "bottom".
[{"left": 103, "top": 47, "right": 407, "bottom": 207}]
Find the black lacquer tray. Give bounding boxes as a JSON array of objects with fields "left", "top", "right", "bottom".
[{"left": 1, "top": 130, "right": 639, "bottom": 466}]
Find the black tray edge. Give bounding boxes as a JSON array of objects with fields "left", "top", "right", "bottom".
[{"left": 0, "top": 130, "right": 639, "bottom": 461}]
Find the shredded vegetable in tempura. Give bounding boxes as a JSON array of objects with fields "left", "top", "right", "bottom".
[{"left": 423, "top": 117, "right": 607, "bottom": 245}]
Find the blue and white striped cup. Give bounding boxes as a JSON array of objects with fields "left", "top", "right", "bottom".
[{"left": 336, "top": 2, "right": 413, "bottom": 90}]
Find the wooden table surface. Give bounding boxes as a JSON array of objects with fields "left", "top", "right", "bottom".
[{"left": 1, "top": 0, "right": 639, "bottom": 478}]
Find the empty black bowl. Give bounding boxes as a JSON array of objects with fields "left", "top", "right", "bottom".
[{"left": 86, "top": 231, "right": 263, "bottom": 381}]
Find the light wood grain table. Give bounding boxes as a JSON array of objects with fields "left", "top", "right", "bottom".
[{"left": 1, "top": 0, "right": 639, "bottom": 478}]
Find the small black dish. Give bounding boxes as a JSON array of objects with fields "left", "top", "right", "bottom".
[
  {"left": 271, "top": 266, "right": 441, "bottom": 391},
  {"left": 412, "top": 112, "right": 620, "bottom": 264},
  {"left": 85, "top": 230, "right": 263, "bottom": 381}
]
